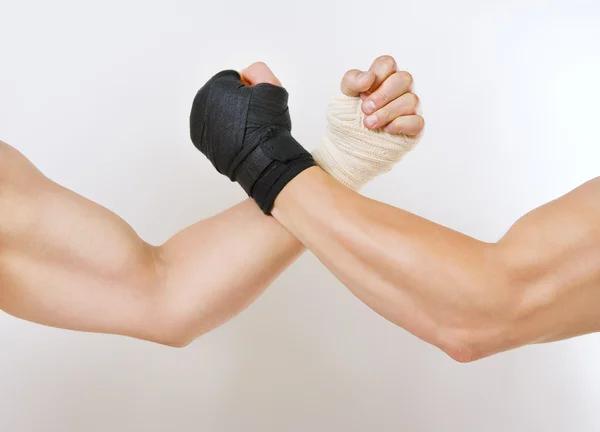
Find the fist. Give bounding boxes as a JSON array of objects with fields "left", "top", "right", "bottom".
[
  {"left": 341, "top": 55, "right": 424, "bottom": 136},
  {"left": 189, "top": 63, "right": 315, "bottom": 214}
]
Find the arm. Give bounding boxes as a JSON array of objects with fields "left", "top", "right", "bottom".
[
  {"left": 0, "top": 140, "right": 303, "bottom": 346},
  {"left": 272, "top": 167, "right": 600, "bottom": 361},
  {"left": 0, "top": 58, "right": 416, "bottom": 346}
]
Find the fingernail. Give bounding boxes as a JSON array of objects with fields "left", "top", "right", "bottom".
[
  {"left": 363, "top": 100, "right": 376, "bottom": 115},
  {"left": 364, "top": 115, "right": 377, "bottom": 128}
]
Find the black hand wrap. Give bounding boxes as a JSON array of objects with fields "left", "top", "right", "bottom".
[{"left": 189, "top": 70, "right": 316, "bottom": 214}]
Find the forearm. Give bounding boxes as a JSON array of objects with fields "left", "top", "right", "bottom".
[
  {"left": 273, "top": 167, "right": 600, "bottom": 360},
  {"left": 0, "top": 141, "right": 303, "bottom": 345},
  {"left": 154, "top": 199, "right": 303, "bottom": 344},
  {"left": 272, "top": 167, "right": 498, "bottom": 353}
]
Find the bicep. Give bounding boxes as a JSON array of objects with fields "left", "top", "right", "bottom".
[
  {"left": 496, "top": 177, "right": 600, "bottom": 340},
  {"left": 499, "top": 177, "right": 600, "bottom": 265},
  {"left": 0, "top": 141, "right": 159, "bottom": 335}
]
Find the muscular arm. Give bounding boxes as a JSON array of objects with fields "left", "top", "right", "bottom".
[
  {"left": 0, "top": 58, "right": 417, "bottom": 347},
  {"left": 272, "top": 167, "right": 600, "bottom": 361},
  {"left": 0, "top": 141, "right": 303, "bottom": 346}
]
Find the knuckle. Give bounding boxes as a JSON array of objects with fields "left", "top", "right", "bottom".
[
  {"left": 342, "top": 69, "right": 355, "bottom": 82},
  {"left": 405, "top": 92, "right": 420, "bottom": 109},
  {"left": 377, "top": 55, "right": 396, "bottom": 68},
  {"left": 404, "top": 116, "right": 425, "bottom": 136},
  {"left": 372, "top": 91, "right": 387, "bottom": 104},
  {"left": 385, "top": 121, "right": 399, "bottom": 134},
  {"left": 378, "top": 107, "right": 390, "bottom": 121},
  {"left": 251, "top": 61, "right": 268, "bottom": 70},
  {"left": 341, "top": 69, "right": 358, "bottom": 90},
  {"left": 396, "top": 71, "right": 414, "bottom": 88}
]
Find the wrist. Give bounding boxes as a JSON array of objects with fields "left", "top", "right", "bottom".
[
  {"left": 272, "top": 166, "right": 337, "bottom": 212},
  {"left": 246, "top": 132, "right": 315, "bottom": 214}
]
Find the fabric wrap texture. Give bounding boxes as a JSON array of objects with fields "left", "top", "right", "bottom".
[
  {"left": 190, "top": 70, "right": 315, "bottom": 214},
  {"left": 313, "top": 94, "right": 421, "bottom": 191}
]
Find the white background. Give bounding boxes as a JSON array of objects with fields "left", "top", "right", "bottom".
[{"left": 1, "top": 0, "right": 600, "bottom": 431}]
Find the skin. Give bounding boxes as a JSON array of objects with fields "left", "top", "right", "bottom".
[
  {"left": 270, "top": 161, "right": 600, "bottom": 360},
  {"left": 5, "top": 56, "right": 597, "bottom": 363},
  {"left": 208, "top": 57, "right": 600, "bottom": 362},
  {"left": 0, "top": 57, "right": 421, "bottom": 347}
]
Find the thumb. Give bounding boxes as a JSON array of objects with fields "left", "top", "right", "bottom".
[{"left": 240, "top": 62, "right": 282, "bottom": 87}]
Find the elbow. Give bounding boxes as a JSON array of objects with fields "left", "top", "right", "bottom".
[
  {"left": 437, "top": 318, "right": 521, "bottom": 365},
  {"left": 435, "top": 245, "right": 522, "bottom": 363},
  {"left": 438, "top": 314, "right": 516, "bottom": 363},
  {"left": 148, "top": 308, "right": 204, "bottom": 349},
  {"left": 149, "top": 319, "right": 200, "bottom": 349},
  {"left": 142, "top": 247, "right": 202, "bottom": 349},
  {"left": 159, "top": 335, "right": 195, "bottom": 349},
  {"left": 432, "top": 319, "right": 488, "bottom": 363},
  {"left": 439, "top": 338, "right": 487, "bottom": 363},
  {"left": 142, "top": 291, "right": 202, "bottom": 348},
  {"left": 436, "top": 312, "right": 517, "bottom": 364}
]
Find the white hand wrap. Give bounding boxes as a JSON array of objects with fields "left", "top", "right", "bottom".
[{"left": 313, "top": 94, "right": 421, "bottom": 190}]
